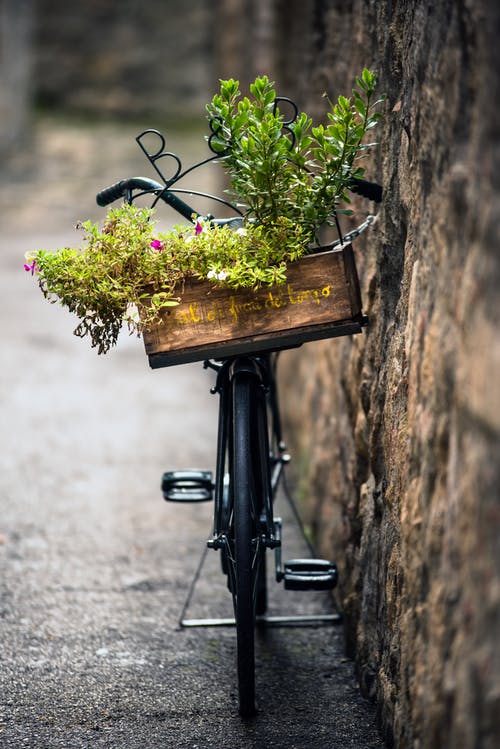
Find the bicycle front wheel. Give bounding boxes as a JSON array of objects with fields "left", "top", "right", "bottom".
[{"left": 230, "top": 371, "right": 266, "bottom": 718}]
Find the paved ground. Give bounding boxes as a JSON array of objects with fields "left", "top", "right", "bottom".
[{"left": 0, "top": 119, "right": 385, "bottom": 748}]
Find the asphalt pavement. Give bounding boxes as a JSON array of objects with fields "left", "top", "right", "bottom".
[{"left": 0, "top": 120, "right": 385, "bottom": 748}]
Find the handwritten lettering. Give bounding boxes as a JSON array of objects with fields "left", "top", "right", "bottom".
[
  {"left": 207, "top": 301, "right": 227, "bottom": 322},
  {"left": 175, "top": 301, "right": 202, "bottom": 325},
  {"left": 265, "top": 291, "right": 285, "bottom": 309},
  {"left": 287, "top": 284, "right": 331, "bottom": 305},
  {"left": 229, "top": 297, "right": 263, "bottom": 322},
  {"left": 172, "top": 282, "right": 334, "bottom": 327}
]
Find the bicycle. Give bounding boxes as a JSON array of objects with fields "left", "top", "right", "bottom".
[{"left": 95, "top": 128, "right": 382, "bottom": 718}]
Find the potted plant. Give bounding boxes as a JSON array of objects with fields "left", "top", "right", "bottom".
[{"left": 26, "top": 70, "right": 384, "bottom": 362}]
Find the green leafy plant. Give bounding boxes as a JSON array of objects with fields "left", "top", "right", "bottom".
[
  {"left": 32, "top": 208, "right": 309, "bottom": 353},
  {"left": 26, "top": 70, "right": 384, "bottom": 354},
  {"left": 206, "top": 68, "right": 384, "bottom": 241}
]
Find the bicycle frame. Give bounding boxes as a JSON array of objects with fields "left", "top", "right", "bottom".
[
  {"left": 207, "top": 354, "right": 284, "bottom": 560},
  {"left": 94, "top": 119, "right": 380, "bottom": 715}
]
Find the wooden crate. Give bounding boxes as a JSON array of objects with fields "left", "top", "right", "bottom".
[{"left": 142, "top": 244, "right": 366, "bottom": 368}]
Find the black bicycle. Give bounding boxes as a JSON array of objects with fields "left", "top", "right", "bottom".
[{"left": 96, "top": 128, "right": 381, "bottom": 718}]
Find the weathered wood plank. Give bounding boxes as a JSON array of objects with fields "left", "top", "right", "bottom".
[{"left": 142, "top": 245, "right": 364, "bottom": 367}]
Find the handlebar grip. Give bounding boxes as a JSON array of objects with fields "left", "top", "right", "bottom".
[
  {"left": 349, "top": 178, "right": 383, "bottom": 203},
  {"left": 95, "top": 177, "right": 198, "bottom": 222},
  {"left": 96, "top": 177, "right": 165, "bottom": 207},
  {"left": 96, "top": 180, "right": 129, "bottom": 207}
]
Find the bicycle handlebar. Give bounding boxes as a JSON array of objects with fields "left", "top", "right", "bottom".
[
  {"left": 96, "top": 176, "right": 382, "bottom": 226},
  {"left": 96, "top": 177, "right": 163, "bottom": 206},
  {"left": 96, "top": 177, "right": 200, "bottom": 222},
  {"left": 348, "top": 177, "right": 383, "bottom": 203}
]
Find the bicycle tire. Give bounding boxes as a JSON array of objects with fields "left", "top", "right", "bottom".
[
  {"left": 254, "top": 392, "right": 268, "bottom": 619},
  {"left": 230, "top": 371, "right": 266, "bottom": 718},
  {"left": 220, "top": 414, "right": 267, "bottom": 615}
]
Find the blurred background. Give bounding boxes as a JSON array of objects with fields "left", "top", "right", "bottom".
[{"left": 0, "top": 0, "right": 298, "bottom": 232}]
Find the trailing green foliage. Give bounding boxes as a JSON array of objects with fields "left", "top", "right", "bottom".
[
  {"left": 34, "top": 207, "right": 309, "bottom": 353},
  {"left": 28, "top": 70, "right": 384, "bottom": 354}
]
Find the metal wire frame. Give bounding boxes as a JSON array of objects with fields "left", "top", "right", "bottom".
[{"left": 134, "top": 95, "right": 301, "bottom": 219}]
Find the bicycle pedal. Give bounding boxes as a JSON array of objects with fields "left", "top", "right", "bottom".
[
  {"left": 162, "top": 470, "right": 214, "bottom": 502},
  {"left": 283, "top": 558, "right": 338, "bottom": 591}
]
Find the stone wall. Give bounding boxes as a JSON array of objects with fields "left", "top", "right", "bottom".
[{"left": 269, "top": 1, "right": 500, "bottom": 747}]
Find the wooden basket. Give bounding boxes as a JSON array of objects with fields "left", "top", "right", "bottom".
[{"left": 142, "top": 244, "right": 366, "bottom": 368}]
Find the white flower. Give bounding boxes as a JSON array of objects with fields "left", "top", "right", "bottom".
[
  {"left": 236, "top": 227, "right": 247, "bottom": 237},
  {"left": 207, "top": 269, "right": 228, "bottom": 282}
]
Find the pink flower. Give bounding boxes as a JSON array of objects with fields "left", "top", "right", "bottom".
[
  {"left": 194, "top": 220, "right": 204, "bottom": 236},
  {"left": 24, "top": 259, "right": 39, "bottom": 275},
  {"left": 150, "top": 239, "right": 164, "bottom": 251}
]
